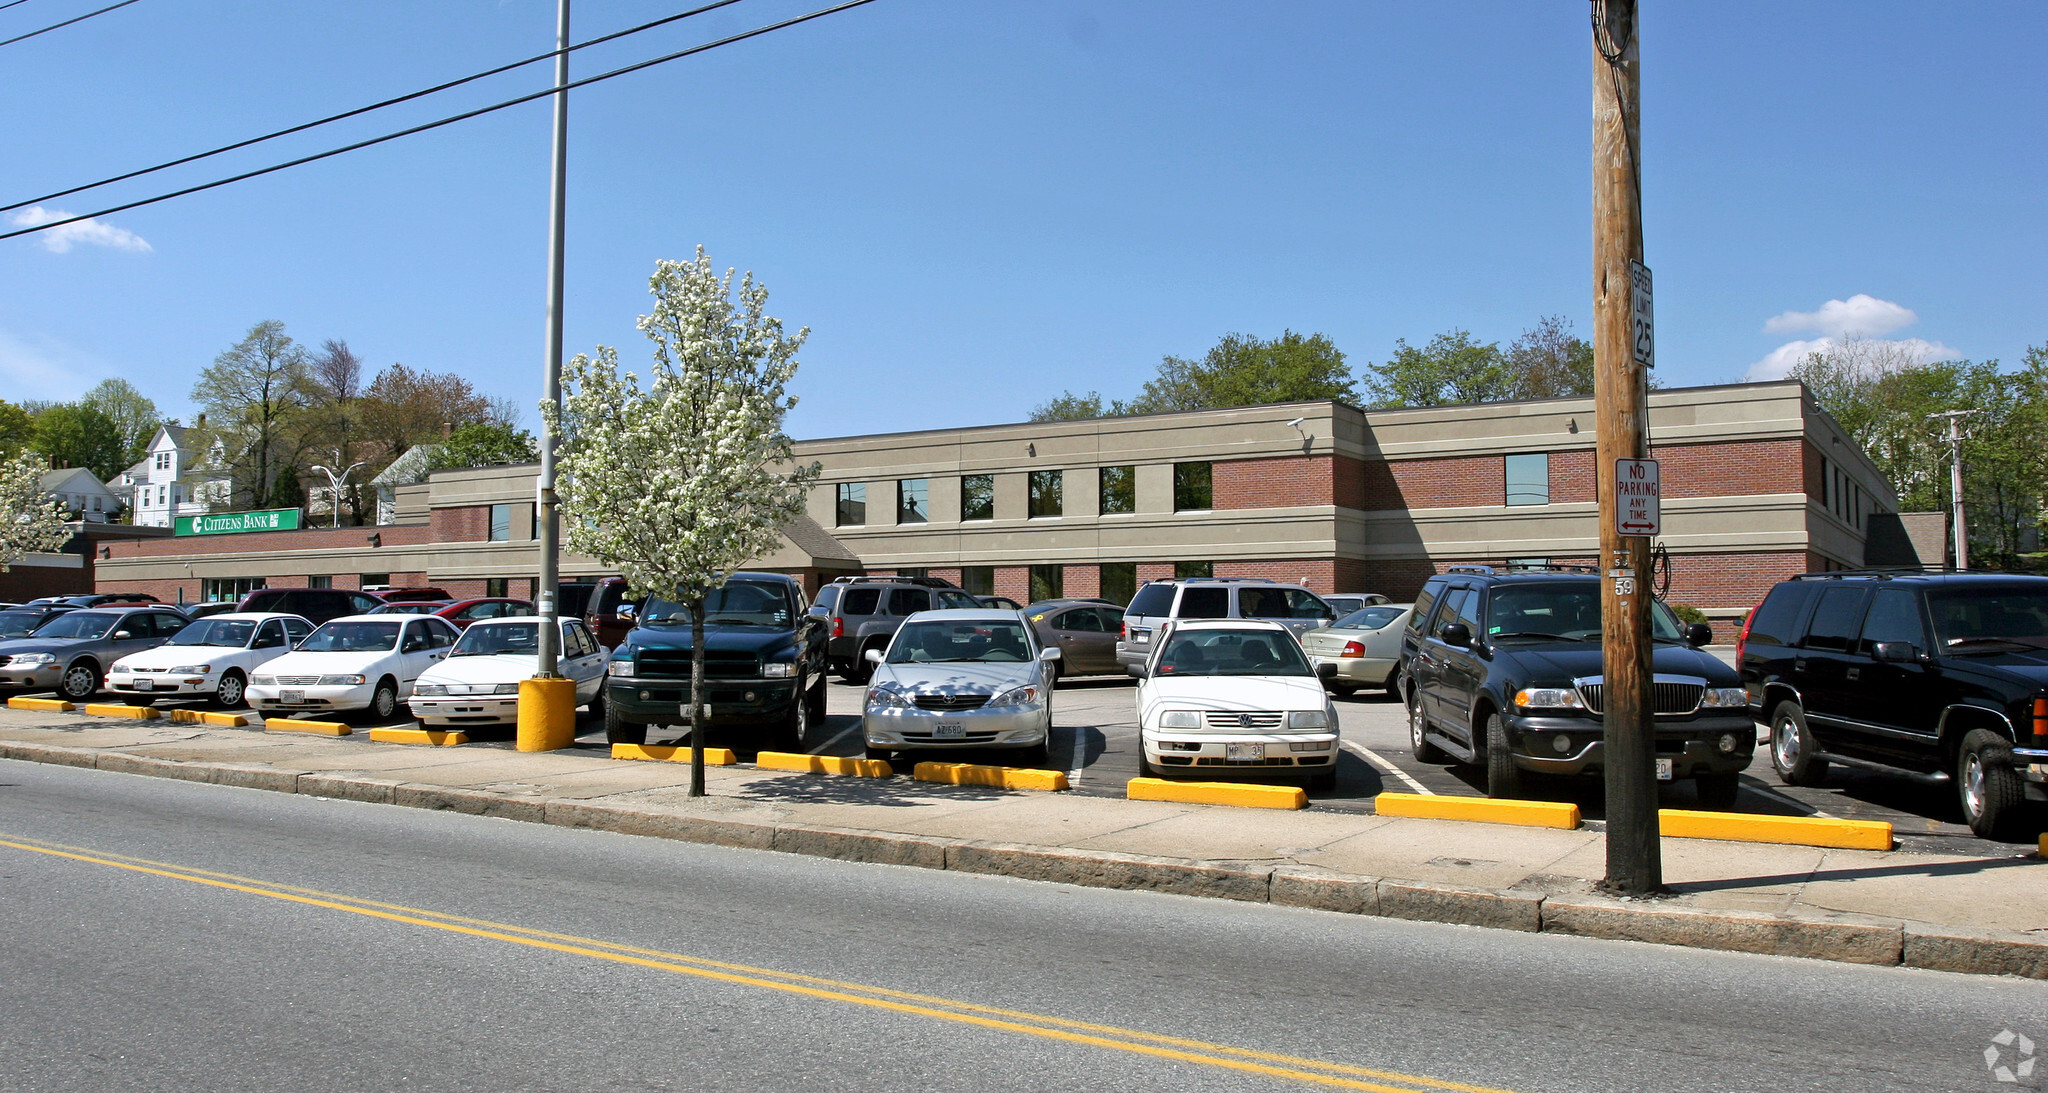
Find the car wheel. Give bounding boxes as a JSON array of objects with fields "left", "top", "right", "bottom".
[
  {"left": 584, "top": 683, "right": 606, "bottom": 722},
  {"left": 1329, "top": 682, "right": 1361, "bottom": 697},
  {"left": 604, "top": 698, "right": 646, "bottom": 746},
  {"left": 1694, "top": 771, "right": 1741, "bottom": 810},
  {"left": 864, "top": 743, "right": 893, "bottom": 762},
  {"left": 58, "top": 661, "right": 100, "bottom": 702},
  {"left": 1013, "top": 741, "right": 1050, "bottom": 767},
  {"left": 367, "top": 679, "right": 399, "bottom": 722},
  {"left": 773, "top": 685, "right": 808, "bottom": 753},
  {"left": 213, "top": 670, "right": 247, "bottom": 709},
  {"left": 1484, "top": 711, "right": 1524, "bottom": 799},
  {"left": 1134, "top": 745, "right": 1156, "bottom": 779},
  {"left": 1957, "top": 729, "right": 2030, "bottom": 841},
  {"left": 805, "top": 672, "right": 827, "bottom": 722},
  {"left": 1409, "top": 694, "right": 1446, "bottom": 764},
  {"left": 1768, "top": 701, "right": 1829, "bottom": 786}
]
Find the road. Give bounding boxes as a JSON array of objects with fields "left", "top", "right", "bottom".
[{"left": 0, "top": 760, "right": 2033, "bottom": 1093}]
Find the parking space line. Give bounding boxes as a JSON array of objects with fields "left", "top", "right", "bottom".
[
  {"left": 1740, "top": 779, "right": 1834, "bottom": 819},
  {"left": 1343, "top": 740, "right": 1433, "bottom": 796},
  {"left": 809, "top": 723, "right": 860, "bottom": 756},
  {"left": 1066, "top": 724, "right": 1086, "bottom": 788}
]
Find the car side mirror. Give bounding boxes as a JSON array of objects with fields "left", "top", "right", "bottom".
[
  {"left": 1125, "top": 663, "right": 1148, "bottom": 680},
  {"left": 1315, "top": 662, "right": 1338, "bottom": 680},
  {"left": 1438, "top": 622, "right": 1471, "bottom": 648},
  {"left": 113, "top": 630, "right": 134, "bottom": 640},
  {"left": 864, "top": 648, "right": 884, "bottom": 665},
  {"left": 1684, "top": 622, "right": 1714, "bottom": 649},
  {"left": 616, "top": 603, "right": 636, "bottom": 621},
  {"left": 1872, "top": 641, "right": 1919, "bottom": 663},
  {"left": 1039, "top": 647, "right": 1061, "bottom": 662}
]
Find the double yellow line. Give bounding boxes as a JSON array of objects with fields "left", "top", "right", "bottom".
[{"left": 0, "top": 833, "right": 1525, "bottom": 1093}]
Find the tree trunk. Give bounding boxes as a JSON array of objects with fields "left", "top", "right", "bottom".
[{"left": 688, "top": 597, "right": 707, "bottom": 797}]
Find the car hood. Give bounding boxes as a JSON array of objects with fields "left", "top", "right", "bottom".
[
  {"left": 1940, "top": 646, "right": 2048, "bottom": 675},
  {"left": 625, "top": 625, "right": 793, "bottom": 656},
  {"left": 419, "top": 654, "right": 539, "bottom": 687},
  {"left": 260, "top": 650, "right": 396, "bottom": 675},
  {"left": 1498, "top": 642, "right": 1738, "bottom": 685},
  {"left": 873, "top": 660, "right": 1040, "bottom": 694},
  {"left": 1141, "top": 675, "right": 1329, "bottom": 716},
  {"left": 111, "top": 644, "right": 249, "bottom": 670},
  {"left": 0, "top": 636, "right": 96, "bottom": 657}
]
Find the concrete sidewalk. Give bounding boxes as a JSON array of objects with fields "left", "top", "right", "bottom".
[{"left": 1, "top": 705, "right": 2042, "bottom": 979}]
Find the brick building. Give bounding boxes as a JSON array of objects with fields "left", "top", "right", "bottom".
[{"left": 94, "top": 381, "right": 1913, "bottom": 639}]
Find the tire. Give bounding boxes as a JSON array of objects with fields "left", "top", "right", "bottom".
[
  {"left": 771, "top": 685, "right": 808, "bottom": 753},
  {"left": 1768, "top": 701, "right": 1829, "bottom": 786},
  {"left": 1330, "top": 682, "right": 1361, "bottom": 698},
  {"left": 1484, "top": 711, "right": 1524, "bottom": 799},
  {"left": 1957, "top": 729, "right": 2031, "bottom": 841},
  {"left": 58, "top": 660, "right": 99, "bottom": 702},
  {"left": 805, "top": 673, "right": 827, "bottom": 723},
  {"left": 1013, "top": 741, "right": 1050, "bottom": 767},
  {"left": 124, "top": 693, "right": 156, "bottom": 708},
  {"left": 213, "top": 670, "right": 247, "bottom": 710},
  {"left": 1408, "top": 693, "right": 1447, "bottom": 764},
  {"left": 1045, "top": 661, "right": 1061, "bottom": 690},
  {"left": 1694, "top": 771, "right": 1741, "bottom": 810},
  {"left": 864, "top": 743, "right": 893, "bottom": 762},
  {"left": 846, "top": 644, "right": 881, "bottom": 686},
  {"left": 366, "top": 678, "right": 399, "bottom": 722},
  {"left": 1134, "top": 744, "right": 1156, "bottom": 779},
  {"left": 584, "top": 683, "right": 606, "bottom": 722},
  {"left": 604, "top": 698, "right": 647, "bottom": 746}
]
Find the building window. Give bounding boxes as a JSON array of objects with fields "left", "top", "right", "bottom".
[
  {"left": 486, "top": 578, "right": 508, "bottom": 598},
  {"left": 836, "top": 482, "right": 867, "bottom": 526},
  {"left": 1504, "top": 453, "right": 1549, "bottom": 506},
  {"left": 1029, "top": 564, "right": 1063, "bottom": 602},
  {"left": 896, "top": 479, "right": 928, "bottom": 524},
  {"left": 1099, "top": 562, "right": 1137, "bottom": 606},
  {"left": 1099, "top": 465, "right": 1135, "bottom": 515},
  {"left": 1028, "top": 470, "right": 1063, "bottom": 518},
  {"left": 1175, "top": 561, "right": 1213, "bottom": 580},
  {"left": 361, "top": 573, "right": 390, "bottom": 588},
  {"left": 202, "top": 576, "right": 265, "bottom": 602},
  {"left": 1504, "top": 557, "right": 1548, "bottom": 571},
  {"left": 154, "top": 452, "right": 170, "bottom": 471},
  {"left": 961, "top": 475, "right": 994, "bottom": 521},
  {"left": 896, "top": 567, "right": 928, "bottom": 579},
  {"left": 489, "top": 503, "right": 512, "bottom": 541},
  {"left": 1173, "top": 462, "right": 1212, "bottom": 511},
  {"left": 307, "top": 575, "right": 332, "bottom": 589},
  {"left": 960, "top": 566, "right": 994, "bottom": 596}
]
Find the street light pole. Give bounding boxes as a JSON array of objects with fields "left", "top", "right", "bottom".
[
  {"left": 309, "top": 460, "right": 365, "bottom": 528},
  {"left": 536, "top": 0, "right": 570, "bottom": 679},
  {"left": 1929, "top": 409, "right": 1976, "bottom": 570}
]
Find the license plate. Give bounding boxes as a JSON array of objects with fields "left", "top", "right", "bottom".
[
  {"left": 933, "top": 722, "right": 964, "bottom": 739},
  {"left": 281, "top": 689, "right": 304, "bottom": 703},
  {"left": 1134, "top": 631, "right": 1149, "bottom": 644},
  {"left": 1655, "top": 758, "right": 1674, "bottom": 781},
  {"left": 1225, "top": 742, "right": 1266, "bottom": 762},
  {"left": 133, "top": 679, "right": 153, "bottom": 691},
  {"left": 680, "top": 704, "right": 712, "bottom": 719}
]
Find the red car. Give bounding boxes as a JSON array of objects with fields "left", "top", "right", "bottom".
[{"left": 433, "top": 597, "right": 536, "bottom": 630}]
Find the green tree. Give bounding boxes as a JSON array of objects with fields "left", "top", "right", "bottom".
[
  {"left": 428, "top": 422, "right": 540, "bottom": 470},
  {"left": 31, "top": 402, "right": 126, "bottom": 481},
  {"left": 1129, "top": 331, "right": 1354, "bottom": 413},
  {"left": 1028, "top": 391, "right": 1121, "bottom": 422},
  {"left": 80, "top": 378, "right": 161, "bottom": 469},
  {"left": 0, "top": 401, "right": 36, "bottom": 457},
  {"left": 1502, "top": 315, "right": 1596, "bottom": 399},
  {"left": 1360, "top": 329, "right": 1512, "bottom": 408},
  {"left": 191, "top": 321, "right": 314, "bottom": 508}
]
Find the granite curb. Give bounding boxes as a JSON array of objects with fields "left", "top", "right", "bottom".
[{"left": 6, "top": 742, "right": 2044, "bottom": 980}]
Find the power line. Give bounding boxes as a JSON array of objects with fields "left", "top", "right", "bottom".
[
  {"left": 0, "top": 0, "right": 46, "bottom": 13},
  {"left": 0, "top": 0, "right": 142, "bottom": 50},
  {"left": 0, "top": 0, "right": 878, "bottom": 243},
  {"left": 4, "top": 0, "right": 750, "bottom": 213}
]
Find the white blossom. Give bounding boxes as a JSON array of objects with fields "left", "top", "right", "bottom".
[{"left": 0, "top": 451, "right": 74, "bottom": 571}]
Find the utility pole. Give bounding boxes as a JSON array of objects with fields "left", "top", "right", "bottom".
[
  {"left": 1591, "top": 0, "right": 1661, "bottom": 896},
  {"left": 1929, "top": 409, "right": 1976, "bottom": 570}
]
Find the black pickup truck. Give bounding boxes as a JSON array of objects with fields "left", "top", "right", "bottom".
[
  {"left": 1739, "top": 571, "right": 2048, "bottom": 841},
  {"left": 602, "top": 572, "right": 829, "bottom": 752}
]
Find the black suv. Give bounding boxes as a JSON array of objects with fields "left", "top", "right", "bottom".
[
  {"left": 1739, "top": 571, "right": 2048, "bottom": 840},
  {"left": 604, "top": 572, "right": 828, "bottom": 751},
  {"left": 237, "top": 588, "right": 383, "bottom": 625},
  {"left": 813, "top": 576, "right": 982, "bottom": 683},
  {"left": 1400, "top": 566, "right": 1752, "bottom": 804}
]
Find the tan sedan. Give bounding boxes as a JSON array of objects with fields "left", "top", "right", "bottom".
[{"left": 1299, "top": 604, "right": 1413, "bottom": 696}]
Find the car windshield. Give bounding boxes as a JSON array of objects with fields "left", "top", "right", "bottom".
[
  {"left": 0, "top": 612, "right": 46, "bottom": 639},
  {"left": 1154, "top": 628, "right": 1311, "bottom": 677},
  {"left": 1485, "top": 585, "right": 1684, "bottom": 642},
  {"left": 169, "top": 619, "right": 255, "bottom": 647},
  {"left": 1927, "top": 587, "right": 2048, "bottom": 648},
  {"left": 29, "top": 611, "right": 119, "bottom": 641},
  {"left": 298, "top": 621, "right": 401, "bottom": 653},
  {"left": 1336, "top": 607, "right": 1406, "bottom": 630},
  {"left": 370, "top": 603, "right": 440, "bottom": 615},
  {"left": 888, "top": 620, "right": 1034, "bottom": 664},
  {"left": 453, "top": 622, "right": 543, "bottom": 656},
  {"left": 643, "top": 582, "right": 789, "bottom": 627}
]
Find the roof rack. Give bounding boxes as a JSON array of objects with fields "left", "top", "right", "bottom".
[
  {"left": 1501, "top": 563, "right": 1599, "bottom": 575},
  {"left": 831, "top": 575, "right": 960, "bottom": 588},
  {"left": 1786, "top": 567, "right": 1939, "bottom": 582},
  {"left": 1446, "top": 565, "right": 1494, "bottom": 575}
]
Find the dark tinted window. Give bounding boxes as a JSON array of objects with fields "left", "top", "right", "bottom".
[
  {"left": 813, "top": 586, "right": 840, "bottom": 612},
  {"left": 1407, "top": 583, "right": 1441, "bottom": 633},
  {"left": 887, "top": 588, "right": 930, "bottom": 616},
  {"left": 1127, "top": 584, "right": 1175, "bottom": 617},
  {"left": 1450, "top": 588, "right": 1483, "bottom": 634},
  {"left": 1432, "top": 589, "right": 1471, "bottom": 638},
  {"left": 1801, "top": 586, "right": 1871, "bottom": 652},
  {"left": 1745, "top": 583, "right": 1816, "bottom": 648},
  {"left": 1177, "top": 586, "right": 1228, "bottom": 619},
  {"left": 1927, "top": 586, "right": 2048, "bottom": 646},
  {"left": 842, "top": 588, "right": 881, "bottom": 616},
  {"left": 1056, "top": 609, "right": 1104, "bottom": 633},
  {"left": 1858, "top": 588, "right": 1927, "bottom": 653},
  {"left": 351, "top": 593, "right": 382, "bottom": 613},
  {"left": 934, "top": 590, "right": 980, "bottom": 610}
]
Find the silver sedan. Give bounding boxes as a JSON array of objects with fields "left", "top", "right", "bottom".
[
  {"left": 861, "top": 610, "right": 1059, "bottom": 764},
  {"left": 1300, "top": 604, "right": 1413, "bottom": 696}
]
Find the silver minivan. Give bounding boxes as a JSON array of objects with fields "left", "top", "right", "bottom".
[{"left": 1115, "top": 578, "right": 1335, "bottom": 671}]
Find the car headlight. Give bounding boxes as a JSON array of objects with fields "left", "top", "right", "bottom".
[
  {"left": 251, "top": 675, "right": 275, "bottom": 686},
  {"left": 10, "top": 653, "right": 55, "bottom": 668},
  {"left": 985, "top": 685, "right": 1040, "bottom": 708},
  {"left": 413, "top": 684, "right": 447, "bottom": 696},
  {"left": 1158, "top": 710, "right": 1201, "bottom": 728},
  {"left": 493, "top": 683, "right": 519, "bottom": 695},
  {"left": 759, "top": 662, "right": 795, "bottom": 678},
  {"left": 1288, "top": 709, "right": 1329, "bottom": 729},
  {"left": 607, "top": 659, "right": 634, "bottom": 677},
  {"left": 1514, "top": 687, "right": 1586, "bottom": 710},
  {"left": 865, "top": 684, "right": 914, "bottom": 709},
  {"left": 168, "top": 665, "right": 212, "bottom": 675},
  {"left": 318, "top": 675, "right": 366, "bottom": 686},
  {"left": 1700, "top": 687, "right": 1748, "bottom": 708}
]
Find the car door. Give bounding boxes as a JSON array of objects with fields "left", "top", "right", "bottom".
[
  {"left": 245, "top": 619, "right": 290, "bottom": 671},
  {"left": 1046, "top": 607, "right": 1108, "bottom": 673},
  {"left": 564, "top": 622, "right": 605, "bottom": 702},
  {"left": 1793, "top": 584, "right": 1873, "bottom": 756},
  {"left": 1413, "top": 586, "right": 1470, "bottom": 730},
  {"left": 281, "top": 617, "right": 314, "bottom": 649},
  {"left": 1846, "top": 586, "right": 1942, "bottom": 770},
  {"left": 1433, "top": 586, "right": 1489, "bottom": 745}
]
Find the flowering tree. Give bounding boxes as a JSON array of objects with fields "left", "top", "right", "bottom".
[
  {"left": 0, "top": 450, "right": 73, "bottom": 570},
  {"left": 547, "top": 249, "right": 819, "bottom": 794}
]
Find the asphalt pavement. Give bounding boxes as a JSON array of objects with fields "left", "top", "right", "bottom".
[{"left": 1, "top": 760, "right": 2036, "bottom": 1093}]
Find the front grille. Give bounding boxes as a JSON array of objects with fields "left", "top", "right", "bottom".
[
  {"left": 1201, "top": 710, "right": 1283, "bottom": 730},
  {"left": 912, "top": 694, "right": 990, "bottom": 711},
  {"left": 273, "top": 676, "right": 321, "bottom": 687},
  {"left": 1575, "top": 677, "right": 1705, "bottom": 716},
  {"left": 131, "top": 666, "right": 167, "bottom": 673},
  {"left": 900, "top": 731, "right": 1002, "bottom": 744},
  {"left": 634, "top": 648, "right": 758, "bottom": 679}
]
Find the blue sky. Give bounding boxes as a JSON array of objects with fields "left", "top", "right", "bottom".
[{"left": 2, "top": 1, "right": 2042, "bottom": 441}]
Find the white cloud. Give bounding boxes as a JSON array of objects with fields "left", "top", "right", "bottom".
[
  {"left": 1746, "top": 335, "right": 1962, "bottom": 382},
  {"left": 1763, "top": 293, "right": 1916, "bottom": 338},
  {"left": 6, "top": 205, "right": 152, "bottom": 254}
]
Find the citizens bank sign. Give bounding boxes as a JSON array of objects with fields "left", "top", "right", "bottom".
[{"left": 174, "top": 508, "right": 303, "bottom": 536}]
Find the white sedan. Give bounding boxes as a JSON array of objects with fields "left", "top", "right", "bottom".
[
  {"left": 1131, "top": 618, "right": 1342, "bottom": 790},
  {"left": 248, "top": 614, "right": 461, "bottom": 721},
  {"left": 105, "top": 612, "right": 314, "bottom": 708},
  {"left": 408, "top": 617, "right": 609, "bottom": 728}
]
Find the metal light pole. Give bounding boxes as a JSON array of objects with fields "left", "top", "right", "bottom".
[
  {"left": 309, "top": 460, "right": 365, "bottom": 528},
  {"left": 1929, "top": 410, "right": 1976, "bottom": 570}
]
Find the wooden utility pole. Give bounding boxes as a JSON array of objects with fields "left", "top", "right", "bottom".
[{"left": 1591, "top": 0, "right": 1661, "bottom": 895}]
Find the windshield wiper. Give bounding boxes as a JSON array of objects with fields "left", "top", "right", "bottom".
[
  {"left": 1491, "top": 631, "right": 1585, "bottom": 642},
  {"left": 704, "top": 616, "right": 766, "bottom": 626}
]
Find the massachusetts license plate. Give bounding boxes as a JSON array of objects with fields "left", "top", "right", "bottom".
[
  {"left": 281, "top": 689, "right": 304, "bottom": 704},
  {"left": 933, "top": 722, "right": 964, "bottom": 739},
  {"left": 1655, "top": 758, "right": 1674, "bottom": 781},
  {"left": 133, "top": 679, "right": 153, "bottom": 691},
  {"left": 1225, "top": 742, "right": 1266, "bottom": 762}
]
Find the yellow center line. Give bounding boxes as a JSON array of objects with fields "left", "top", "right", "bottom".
[{"left": 0, "top": 833, "right": 1527, "bottom": 1093}]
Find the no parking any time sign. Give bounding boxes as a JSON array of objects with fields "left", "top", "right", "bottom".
[{"left": 1616, "top": 458, "right": 1660, "bottom": 537}]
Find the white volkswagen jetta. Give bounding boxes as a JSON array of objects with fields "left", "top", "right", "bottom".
[
  {"left": 408, "top": 616, "right": 609, "bottom": 728},
  {"left": 105, "top": 612, "right": 313, "bottom": 708},
  {"left": 1131, "top": 618, "right": 1342, "bottom": 790},
  {"left": 247, "top": 614, "right": 460, "bottom": 721}
]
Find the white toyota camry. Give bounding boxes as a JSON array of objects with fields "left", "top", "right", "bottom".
[
  {"left": 1131, "top": 618, "right": 1341, "bottom": 790},
  {"left": 408, "top": 616, "right": 609, "bottom": 728},
  {"left": 247, "top": 614, "right": 460, "bottom": 720},
  {"left": 105, "top": 612, "right": 314, "bottom": 708}
]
